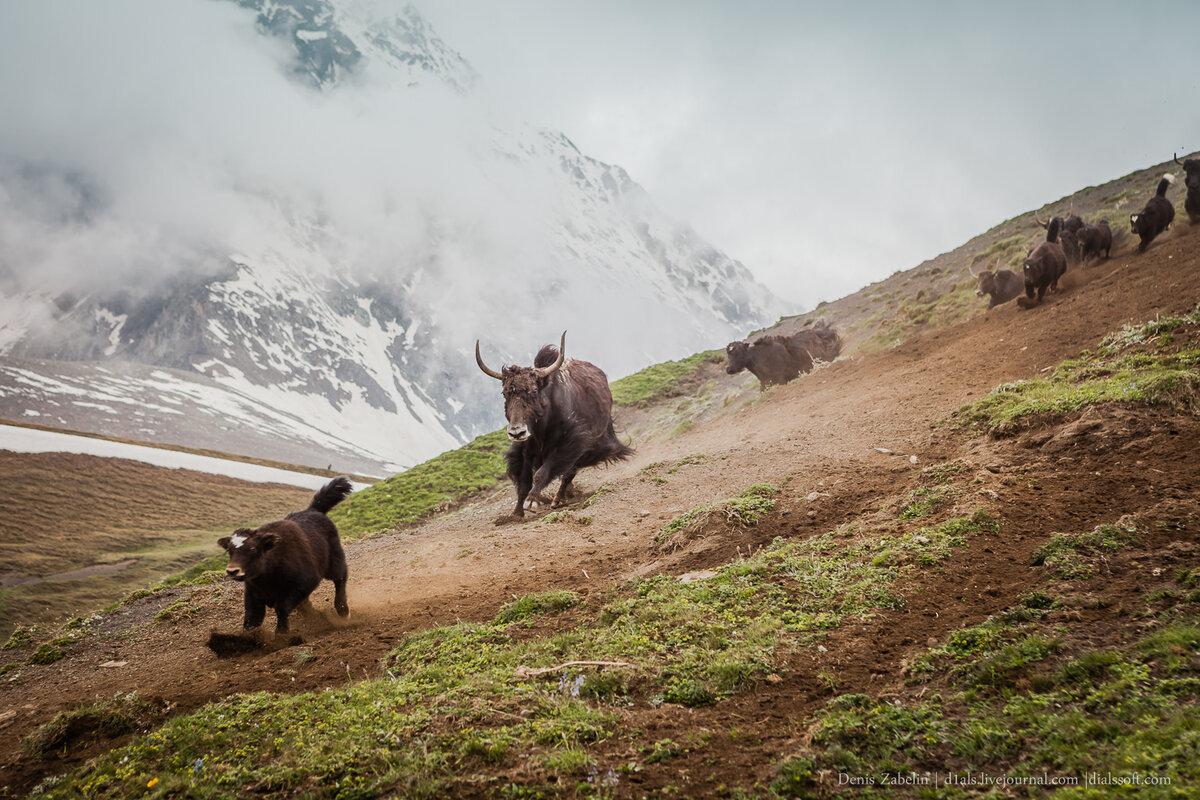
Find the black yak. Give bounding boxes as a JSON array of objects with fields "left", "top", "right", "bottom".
[
  {"left": 218, "top": 477, "right": 352, "bottom": 634},
  {"left": 1130, "top": 174, "right": 1176, "bottom": 253},
  {"left": 476, "top": 332, "right": 632, "bottom": 518},
  {"left": 1022, "top": 217, "right": 1068, "bottom": 305},
  {"left": 1076, "top": 220, "right": 1113, "bottom": 261}
]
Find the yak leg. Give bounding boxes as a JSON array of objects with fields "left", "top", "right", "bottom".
[
  {"left": 333, "top": 579, "right": 350, "bottom": 618},
  {"left": 327, "top": 547, "right": 351, "bottom": 618},
  {"left": 513, "top": 455, "right": 534, "bottom": 517},
  {"left": 552, "top": 467, "right": 579, "bottom": 507},
  {"left": 274, "top": 604, "right": 293, "bottom": 634},
  {"left": 530, "top": 450, "right": 577, "bottom": 507},
  {"left": 242, "top": 591, "right": 267, "bottom": 631}
]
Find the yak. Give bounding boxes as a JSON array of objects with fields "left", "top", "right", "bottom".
[
  {"left": 476, "top": 332, "right": 632, "bottom": 518},
  {"left": 218, "top": 477, "right": 352, "bottom": 634},
  {"left": 1176, "top": 153, "right": 1200, "bottom": 223},
  {"left": 1038, "top": 214, "right": 1084, "bottom": 266},
  {"left": 725, "top": 322, "right": 841, "bottom": 390},
  {"left": 1076, "top": 220, "right": 1113, "bottom": 261},
  {"left": 1022, "top": 216, "right": 1068, "bottom": 305},
  {"left": 975, "top": 268, "right": 1024, "bottom": 308},
  {"left": 1130, "top": 174, "right": 1176, "bottom": 253}
]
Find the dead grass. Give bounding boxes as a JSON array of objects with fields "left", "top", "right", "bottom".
[{"left": 0, "top": 451, "right": 309, "bottom": 638}]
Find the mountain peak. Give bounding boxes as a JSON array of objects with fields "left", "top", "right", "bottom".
[{"left": 234, "top": 0, "right": 478, "bottom": 92}]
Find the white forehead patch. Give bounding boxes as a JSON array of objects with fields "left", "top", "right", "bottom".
[{"left": 231, "top": 534, "right": 247, "bottom": 549}]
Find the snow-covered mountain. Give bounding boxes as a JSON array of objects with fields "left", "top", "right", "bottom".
[{"left": 0, "top": 1, "right": 784, "bottom": 475}]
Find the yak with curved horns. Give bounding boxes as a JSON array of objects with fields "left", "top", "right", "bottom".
[{"left": 476, "top": 332, "right": 633, "bottom": 518}]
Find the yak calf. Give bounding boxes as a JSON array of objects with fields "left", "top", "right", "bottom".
[{"left": 218, "top": 477, "right": 352, "bottom": 634}]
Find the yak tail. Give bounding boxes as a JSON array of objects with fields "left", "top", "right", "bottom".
[
  {"left": 604, "top": 421, "right": 635, "bottom": 463},
  {"left": 310, "top": 476, "right": 353, "bottom": 513},
  {"left": 1157, "top": 174, "right": 1176, "bottom": 197}
]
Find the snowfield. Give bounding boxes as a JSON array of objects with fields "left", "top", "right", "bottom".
[{"left": 0, "top": 424, "right": 365, "bottom": 491}]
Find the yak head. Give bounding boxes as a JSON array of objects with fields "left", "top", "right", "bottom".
[
  {"left": 476, "top": 332, "right": 566, "bottom": 442},
  {"left": 1022, "top": 245, "right": 1056, "bottom": 286},
  {"left": 975, "top": 271, "right": 998, "bottom": 298},
  {"left": 218, "top": 527, "right": 279, "bottom": 582},
  {"left": 725, "top": 340, "right": 751, "bottom": 374}
]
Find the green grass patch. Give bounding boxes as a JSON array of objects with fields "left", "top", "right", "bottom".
[
  {"left": 330, "top": 429, "right": 510, "bottom": 537},
  {"left": 1032, "top": 523, "right": 1139, "bottom": 580},
  {"left": 657, "top": 484, "right": 779, "bottom": 548},
  {"left": 956, "top": 309, "right": 1200, "bottom": 435},
  {"left": 29, "top": 641, "right": 66, "bottom": 665},
  {"left": 496, "top": 591, "right": 581, "bottom": 624},
  {"left": 798, "top": 607, "right": 1200, "bottom": 795},
  {"left": 609, "top": 350, "right": 722, "bottom": 407},
  {"left": 24, "top": 694, "right": 163, "bottom": 756},
  {"left": 898, "top": 486, "right": 950, "bottom": 519},
  {"left": 3, "top": 625, "right": 35, "bottom": 651},
  {"left": 41, "top": 506, "right": 996, "bottom": 798}
]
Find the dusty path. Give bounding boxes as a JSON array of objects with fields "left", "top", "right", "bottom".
[{"left": 2, "top": 227, "right": 1197, "bottom": 791}]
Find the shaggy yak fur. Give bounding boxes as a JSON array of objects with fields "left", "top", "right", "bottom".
[
  {"left": 725, "top": 322, "right": 842, "bottom": 390},
  {"left": 1022, "top": 217, "right": 1068, "bottom": 306},
  {"left": 218, "top": 477, "right": 352, "bottom": 634},
  {"left": 476, "top": 333, "right": 633, "bottom": 518},
  {"left": 1130, "top": 174, "right": 1176, "bottom": 253}
]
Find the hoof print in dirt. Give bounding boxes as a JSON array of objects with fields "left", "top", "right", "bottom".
[{"left": 206, "top": 630, "right": 305, "bottom": 658}]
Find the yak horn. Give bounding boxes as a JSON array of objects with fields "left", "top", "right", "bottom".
[
  {"left": 475, "top": 340, "right": 504, "bottom": 380},
  {"left": 1033, "top": 215, "right": 1048, "bottom": 229},
  {"left": 535, "top": 331, "right": 567, "bottom": 378}
]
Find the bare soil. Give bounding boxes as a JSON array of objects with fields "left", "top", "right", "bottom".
[{"left": 1, "top": 224, "right": 1198, "bottom": 796}]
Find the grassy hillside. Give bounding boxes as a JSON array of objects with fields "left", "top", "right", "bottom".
[
  {"left": 329, "top": 430, "right": 510, "bottom": 537},
  {"left": 15, "top": 308, "right": 1200, "bottom": 798},
  {"left": 5, "top": 157, "right": 1200, "bottom": 797},
  {"left": 772, "top": 154, "right": 1197, "bottom": 355}
]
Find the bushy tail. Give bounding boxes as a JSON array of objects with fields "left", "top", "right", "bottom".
[
  {"left": 1157, "top": 174, "right": 1176, "bottom": 197},
  {"left": 310, "top": 476, "right": 353, "bottom": 513},
  {"left": 604, "top": 421, "right": 635, "bottom": 463}
]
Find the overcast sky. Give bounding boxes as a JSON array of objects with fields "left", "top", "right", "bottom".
[
  {"left": 2, "top": 0, "right": 1197, "bottom": 315},
  {"left": 422, "top": 0, "right": 1200, "bottom": 307}
]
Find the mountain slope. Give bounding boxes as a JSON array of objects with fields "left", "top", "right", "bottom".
[
  {"left": 3, "top": 204, "right": 1197, "bottom": 797},
  {"left": 0, "top": 1, "right": 783, "bottom": 474}
]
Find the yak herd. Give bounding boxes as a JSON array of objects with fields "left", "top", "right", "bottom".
[
  {"left": 213, "top": 158, "right": 1197, "bottom": 641},
  {"left": 977, "top": 160, "right": 1198, "bottom": 309}
]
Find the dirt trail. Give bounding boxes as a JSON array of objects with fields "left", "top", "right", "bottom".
[{"left": 2, "top": 227, "right": 1197, "bottom": 791}]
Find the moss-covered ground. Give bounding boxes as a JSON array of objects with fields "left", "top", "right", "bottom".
[{"left": 954, "top": 306, "right": 1200, "bottom": 435}]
